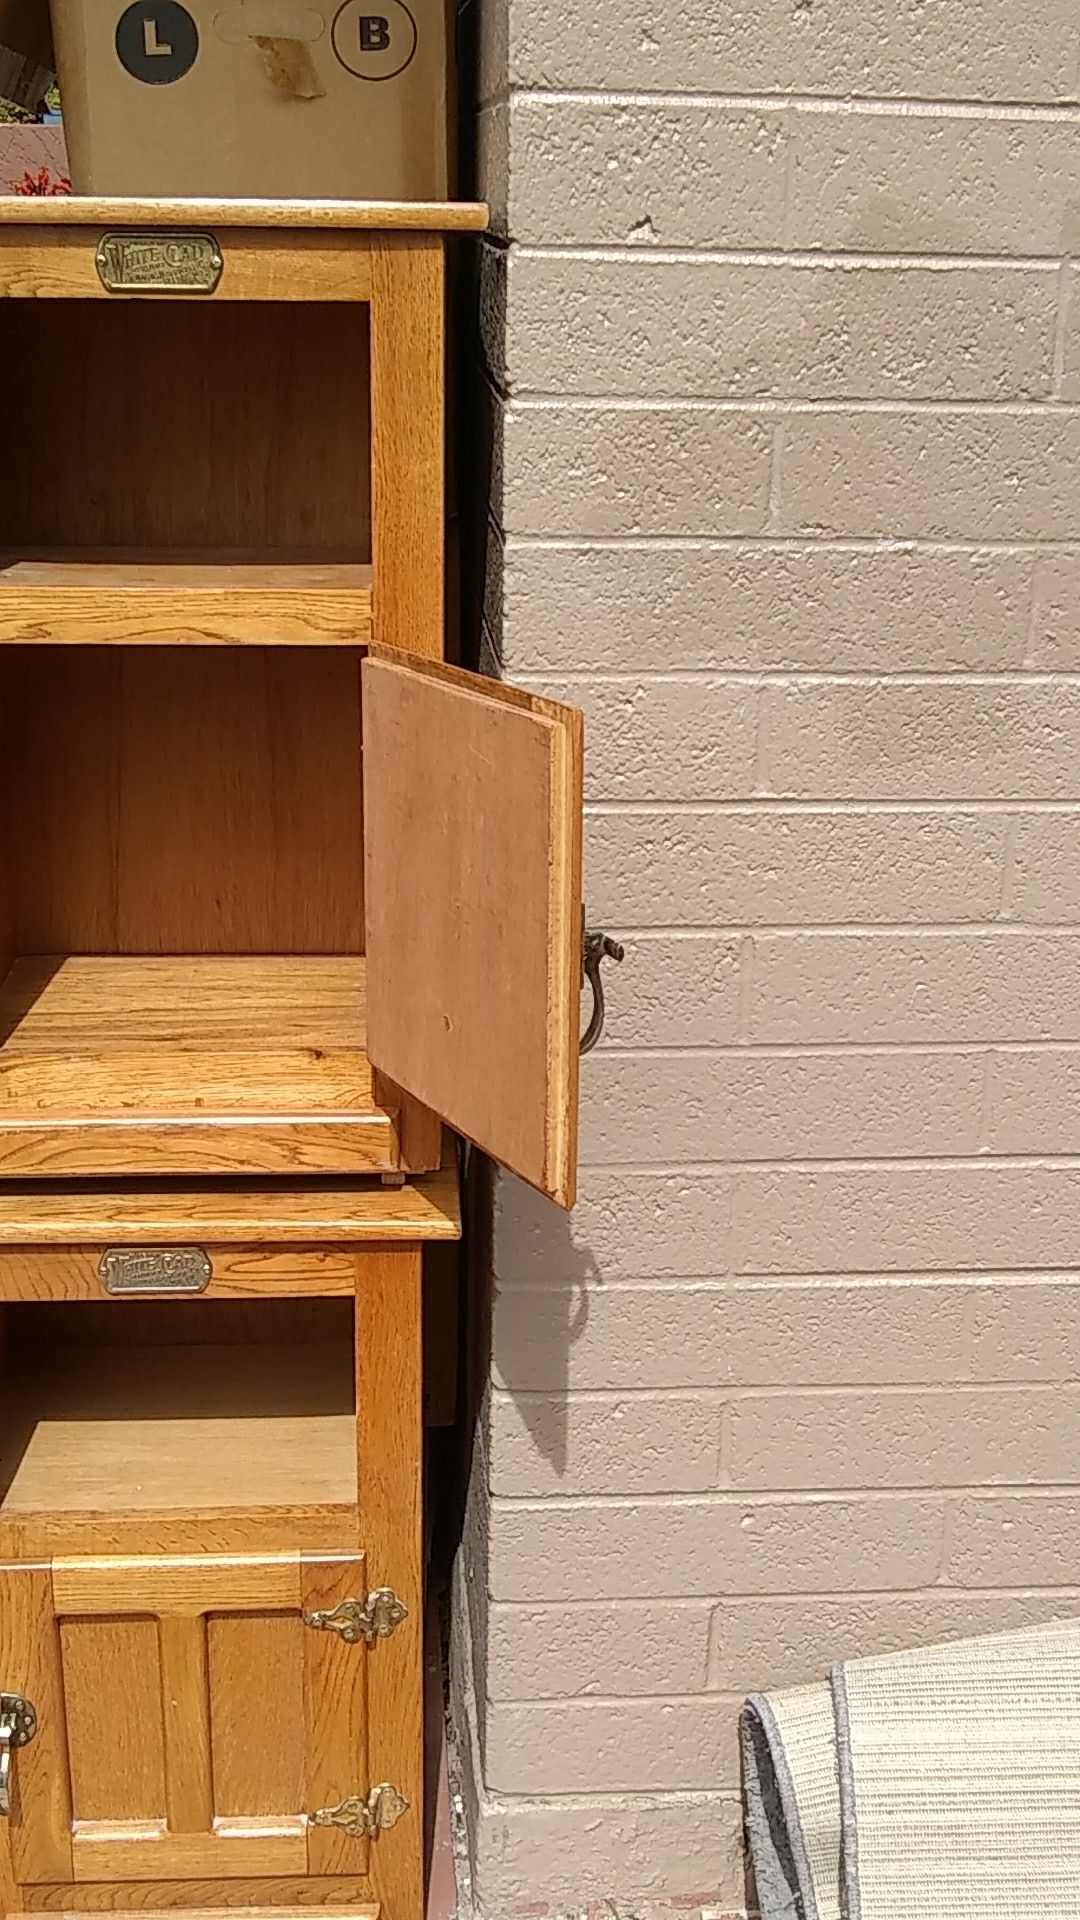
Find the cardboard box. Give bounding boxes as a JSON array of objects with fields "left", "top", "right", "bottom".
[
  {"left": 0, "top": 0, "right": 54, "bottom": 111},
  {"left": 51, "top": 0, "right": 451, "bottom": 198}
]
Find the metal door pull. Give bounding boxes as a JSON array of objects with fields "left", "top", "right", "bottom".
[
  {"left": 581, "top": 929, "right": 625, "bottom": 1054},
  {"left": 0, "top": 1694, "right": 36, "bottom": 1817}
]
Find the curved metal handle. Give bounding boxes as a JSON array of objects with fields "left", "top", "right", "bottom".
[
  {"left": 0, "top": 1697, "right": 34, "bottom": 1812},
  {"left": 581, "top": 931, "right": 625, "bottom": 1055},
  {"left": 0, "top": 1693, "right": 37, "bottom": 1817}
]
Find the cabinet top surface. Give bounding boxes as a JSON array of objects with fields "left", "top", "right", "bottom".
[{"left": 0, "top": 195, "right": 488, "bottom": 231}]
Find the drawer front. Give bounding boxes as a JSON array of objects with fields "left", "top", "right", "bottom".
[
  {"left": 0, "top": 1245, "right": 356, "bottom": 1301},
  {"left": 0, "top": 1555, "right": 381, "bottom": 1889},
  {"left": 0, "top": 228, "right": 374, "bottom": 303}
]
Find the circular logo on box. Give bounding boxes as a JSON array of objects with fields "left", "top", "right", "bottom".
[
  {"left": 331, "top": 0, "right": 417, "bottom": 79},
  {"left": 116, "top": 0, "right": 199, "bottom": 82}
]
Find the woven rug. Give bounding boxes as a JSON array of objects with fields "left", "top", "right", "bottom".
[{"left": 741, "top": 1616, "right": 1080, "bottom": 1920}]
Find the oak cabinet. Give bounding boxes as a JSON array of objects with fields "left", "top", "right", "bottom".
[
  {"left": 0, "top": 198, "right": 588, "bottom": 1920},
  {"left": 0, "top": 1188, "right": 449, "bottom": 1920},
  {"left": 0, "top": 198, "right": 585, "bottom": 1211}
]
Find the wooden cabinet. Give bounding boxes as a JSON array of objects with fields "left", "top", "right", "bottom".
[
  {"left": 0, "top": 197, "right": 586, "bottom": 1920},
  {"left": 0, "top": 197, "right": 585, "bottom": 1210},
  {"left": 0, "top": 1179, "right": 449, "bottom": 1920}
]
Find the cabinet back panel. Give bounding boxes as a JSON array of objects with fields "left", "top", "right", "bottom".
[
  {"left": 3, "top": 648, "right": 364, "bottom": 954},
  {"left": 1, "top": 302, "right": 370, "bottom": 556},
  {"left": 10, "top": 1299, "right": 352, "bottom": 1350}
]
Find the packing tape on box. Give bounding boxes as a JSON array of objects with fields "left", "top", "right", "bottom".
[{"left": 251, "top": 35, "right": 324, "bottom": 96}]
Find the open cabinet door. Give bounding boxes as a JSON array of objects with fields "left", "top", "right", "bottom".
[{"left": 362, "top": 651, "right": 583, "bottom": 1209}]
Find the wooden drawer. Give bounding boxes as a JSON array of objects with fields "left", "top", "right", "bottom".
[
  {"left": 0, "top": 1552, "right": 405, "bottom": 1908},
  {"left": 0, "top": 1244, "right": 358, "bottom": 1302},
  {"left": 0, "top": 1162, "right": 460, "bottom": 1303}
]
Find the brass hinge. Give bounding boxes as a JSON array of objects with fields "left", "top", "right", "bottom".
[
  {"left": 302, "top": 1589, "right": 407, "bottom": 1646},
  {"left": 310, "top": 1783, "right": 409, "bottom": 1839}
]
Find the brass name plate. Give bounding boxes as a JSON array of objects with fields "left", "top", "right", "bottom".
[
  {"left": 99, "top": 1247, "right": 213, "bottom": 1295},
  {"left": 95, "top": 231, "right": 223, "bottom": 295}
]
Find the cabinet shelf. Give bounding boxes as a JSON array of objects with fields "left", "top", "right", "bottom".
[
  {"left": 0, "top": 954, "right": 399, "bottom": 1177},
  {"left": 0, "top": 551, "right": 373, "bottom": 646},
  {"left": 0, "top": 1339, "right": 358, "bottom": 1524}
]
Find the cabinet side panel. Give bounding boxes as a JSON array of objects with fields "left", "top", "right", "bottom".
[
  {"left": 370, "top": 237, "right": 444, "bottom": 656},
  {"left": 355, "top": 1249, "right": 424, "bottom": 1920}
]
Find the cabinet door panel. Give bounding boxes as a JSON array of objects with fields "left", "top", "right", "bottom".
[
  {"left": 0, "top": 1563, "right": 73, "bottom": 1886},
  {"left": 60, "top": 1615, "right": 165, "bottom": 1821},
  {"left": 208, "top": 1612, "right": 306, "bottom": 1817},
  {"left": 362, "top": 652, "right": 583, "bottom": 1209},
  {"left": 0, "top": 1553, "right": 374, "bottom": 1889}
]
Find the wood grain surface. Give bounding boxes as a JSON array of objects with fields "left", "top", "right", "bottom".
[
  {"left": 0, "top": 198, "right": 486, "bottom": 229},
  {"left": 0, "top": 231, "right": 375, "bottom": 302},
  {"left": 0, "top": 554, "right": 373, "bottom": 646},
  {"left": 363, "top": 652, "right": 583, "bottom": 1206},
  {"left": 0, "top": 1159, "right": 460, "bottom": 1245},
  {"left": 0, "top": 957, "right": 400, "bottom": 1179},
  {"left": 3, "top": 652, "right": 366, "bottom": 953}
]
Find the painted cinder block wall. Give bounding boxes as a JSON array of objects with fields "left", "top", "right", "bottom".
[{"left": 451, "top": 0, "right": 1080, "bottom": 1910}]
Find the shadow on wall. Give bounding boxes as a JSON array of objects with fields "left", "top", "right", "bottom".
[{"left": 479, "top": 1158, "right": 601, "bottom": 1479}]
